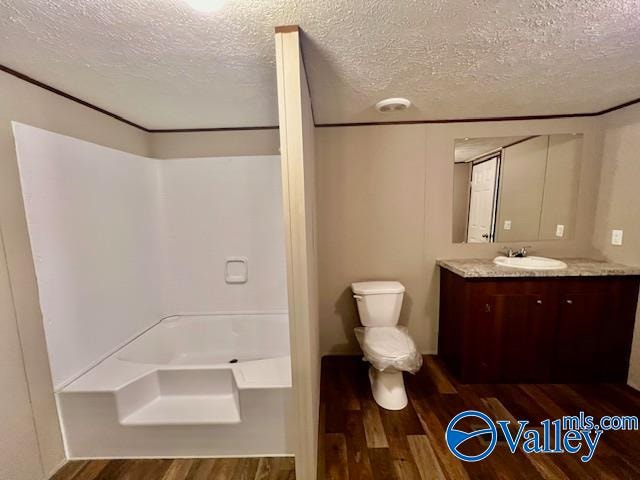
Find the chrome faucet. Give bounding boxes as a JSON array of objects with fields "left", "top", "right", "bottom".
[{"left": 504, "top": 246, "right": 531, "bottom": 258}]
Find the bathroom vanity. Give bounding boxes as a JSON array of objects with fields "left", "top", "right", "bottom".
[{"left": 437, "top": 258, "right": 640, "bottom": 383}]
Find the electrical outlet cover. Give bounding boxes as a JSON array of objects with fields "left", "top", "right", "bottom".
[{"left": 611, "top": 229, "right": 623, "bottom": 246}]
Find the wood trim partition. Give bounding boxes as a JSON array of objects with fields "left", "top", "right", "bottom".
[{"left": 275, "top": 25, "right": 321, "bottom": 480}]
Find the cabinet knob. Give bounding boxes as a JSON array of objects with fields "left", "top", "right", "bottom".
[{"left": 566, "top": 299, "right": 573, "bottom": 304}]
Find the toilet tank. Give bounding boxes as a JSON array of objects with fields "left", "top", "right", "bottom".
[{"left": 351, "top": 281, "right": 405, "bottom": 327}]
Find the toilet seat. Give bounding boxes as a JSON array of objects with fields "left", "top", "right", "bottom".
[
  {"left": 354, "top": 326, "right": 422, "bottom": 374},
  {"left": 362, "top": 327, "right": 415, "bottom": 359}
]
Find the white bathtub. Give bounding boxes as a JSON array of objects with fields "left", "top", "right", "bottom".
[
  {"left": 57, "top": 313, "right": 293, "bottom": 458},
  {"left": 118, "top": 313, "right": 290, "bottom": 366}
]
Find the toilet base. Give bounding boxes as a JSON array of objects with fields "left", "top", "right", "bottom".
[{"left": 368, "top": 366, "right": 408, "bottom": 410}]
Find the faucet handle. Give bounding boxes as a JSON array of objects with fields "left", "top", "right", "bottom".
[
  {"left": 503, "top": 247, "right": 514, "bottom": 257},
  {"left": 519, "top": 245, "right": 532, "bottom": 257}
]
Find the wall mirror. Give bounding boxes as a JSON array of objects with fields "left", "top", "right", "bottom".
[{"left": 452, "top": 134, "right": 583, "bottom": 243}]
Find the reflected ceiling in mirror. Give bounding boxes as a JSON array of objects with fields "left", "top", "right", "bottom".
[{"left": 452, "top": 134, "right": 583, "bottom": 244}]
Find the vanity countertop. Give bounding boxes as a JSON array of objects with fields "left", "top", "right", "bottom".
[{"left": 437, "top": 258, "right": 640, "bottom": 278}]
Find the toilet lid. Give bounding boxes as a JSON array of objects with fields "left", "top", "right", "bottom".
[{"left": 362, "top": 327, "right": 416, "bottom": 359}]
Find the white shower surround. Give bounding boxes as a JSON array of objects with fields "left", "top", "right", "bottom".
[
  {"left": 13, "top": 122, "right": 288, "bottom": 389},
  {"left": 13, "top": 123, "right": 291, "bottom": 458}
]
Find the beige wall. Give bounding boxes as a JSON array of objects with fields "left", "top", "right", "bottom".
[
  {"left": 316, "top": 117, "right": 603, "bottom": 355},
  {"left": 496, "top": 135, "right": 548, "bottom": 242},
  {"left": 317, "top": 125, "right": 429, "bottom": 353},
  {"left": 149, "top": 129, "right": 279, "bottom": 158},
  {"left": 593, "top": 103, "right": 640, "bottom": 388},
  {"left": 452, "top": 163, "right": 471, "bottom": 243},
  {"left": 0, "top": 70, "right": 150, "bottom": 480},
  {"left": 539, "top": 134, "right": 582, "bottom": 240}
]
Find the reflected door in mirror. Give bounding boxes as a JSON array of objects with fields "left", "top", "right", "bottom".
[{"left": 467, "top": 156, "right": 499, "bottom": 243}]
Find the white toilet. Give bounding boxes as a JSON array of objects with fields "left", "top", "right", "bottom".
[{"left": 352, "top": 281, "right": 422, "bottom": 410}]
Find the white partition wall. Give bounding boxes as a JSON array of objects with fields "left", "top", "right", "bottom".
[{"left": 13, "top": 123, "right": 287, "bottom": 393}]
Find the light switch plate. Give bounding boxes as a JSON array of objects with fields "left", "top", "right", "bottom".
[
  {"left": 556, "top": 224, "right": 565, "bottom": 237},
  {"left": 504, "top": 220, "right": 512, "bottom": 231},
  {"left": 611, "top": 229, "right": 623, "bottom": 246}
]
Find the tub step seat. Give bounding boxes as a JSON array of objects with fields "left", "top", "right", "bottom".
[
  {"left": 120, "top": 394, "right": 241, "bottom": 426},
  {"left": 115, "top": 368, "right": 241, "bottom": 426}
]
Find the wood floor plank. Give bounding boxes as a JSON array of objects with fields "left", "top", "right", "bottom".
[
  {"left": 67, "top": 460, "right": 109, "bottom": 480},
  {"left": 396, "top": 399, "right": 425, "bottom": 436},
  {"left": 324, "top": 433, "right": 349, "bottom": 480},
  {"left": 117, "top": 459, "right": 162, "bottom": 480},
  {"left": 518, "top": 384, "right": 567, "bottom": 419},
  {"left": 483, "top": 398, "right": 569, "bottom": 480},
  {"left": 368, "top": 448, "right": 398, "bottom": 480},
  {"left": 50, "top": 461, "right": 88, "bottom": 480},
  {"left": 162, "top": 459, "right": 195, "bottom": 480},
  {"left": 270, "top": 457, "right": 296, "bottom": 480},
  {"left": 378, "top": 408, "right": 422, "bottom": 479},
  {"left": 230, "top": 458, "right": 260, "bottom": 480},
  {"left": 423, "top": 356, "right": 457, "bottom": 394},
  {"left": 93, "top": 460, "right": 129, "bottom": 480},
  {"left": 325, "top": 399, "right": 347, "bottom": 434},
  {"left": 344, "top": 410, "right": 374, "bottom": 480},
  {"left": 184, "top": 459, "right": 213, "bottom": 480},
  {"left": 393, "top": 458, "right": 422, "bottom": 480},
  {"left": 51, "top": 458, "right": 293, "bottom": 480},
  {"left": 361, "top": 398, "right": 388, "bottom": 448},
  {"left": 407, "top": 435, "right": 445, "bottom": 480},
  {"left": 140, "top": 459, "right": 173, "bottom": 480},
  {"left": 339, "top": 361, "right": 362, "bottom": 411},
  {"left": 209, "top": 458, "right": 238, "bottom": 479},
  {"left": 254, "top": 458, "right": 274, "bottom": 480},
  {"left": 404, "top": 364, "right": 439, "bottom": 399},
  {"left": 411, "top": 398, "right": 470, "bottom": 480}
]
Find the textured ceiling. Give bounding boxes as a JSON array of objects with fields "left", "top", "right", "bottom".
[{"left": 1, "top": 0, "right": 640, "bottom": 129}]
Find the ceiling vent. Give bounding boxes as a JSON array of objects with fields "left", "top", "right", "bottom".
[{"left": 375, "top": 97, "right": 411, "bottom": 113}]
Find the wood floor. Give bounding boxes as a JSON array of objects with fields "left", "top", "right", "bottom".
[
  {"left": 318, "top": 355, "right": 640, "bottom": 480},
  {"left": 51, "top": 457, "right": 295, "bottom": 480}
]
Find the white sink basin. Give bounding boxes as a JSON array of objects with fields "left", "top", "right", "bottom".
[{"left": 493, "top": 256, "right": 568, "bottom": 270}]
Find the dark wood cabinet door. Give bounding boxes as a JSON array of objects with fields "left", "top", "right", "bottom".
[
  {"left": 554, "top": 292, "right": 609, "bottom": 382},
  {"left": 554, "top": 278, "right": 639, "bottom": 382},
  {"left": 498, "top": 293, "right": 557, "bottom": 382},
  {"left": 481, "top": 293, "right": 555, "bottom": 382},
  {"left": 465, "top": 279, "right": 556, "bottom": 383}
]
